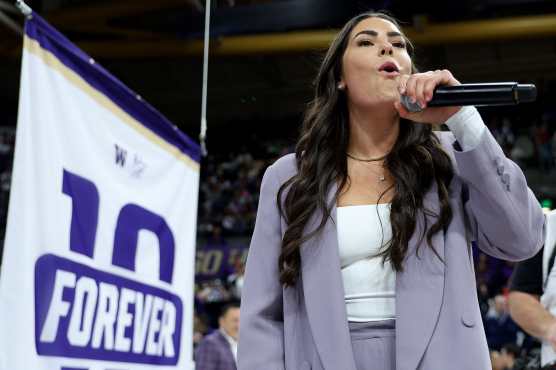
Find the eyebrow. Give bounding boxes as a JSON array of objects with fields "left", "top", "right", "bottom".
[{"left": 353, "top": 30, "right": 403, "bottom": 39}]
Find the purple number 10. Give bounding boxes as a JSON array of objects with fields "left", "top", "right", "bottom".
[{"left": 62, "top": 169, "right": 175, "bottom": 283}]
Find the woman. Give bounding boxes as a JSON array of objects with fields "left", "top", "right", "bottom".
[{"left": 237, "top": 11, "right": 544, "bottom": 370}]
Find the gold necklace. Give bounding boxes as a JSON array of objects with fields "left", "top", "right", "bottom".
[
  {"left": 346, "top": 153, "right": 387, "bottom": 182},
  {"left": 346, "top": 152, "right": 388, "bottom": 162}
]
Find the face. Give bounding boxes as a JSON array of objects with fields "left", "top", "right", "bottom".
[
  {"left": 490, "top": 351, "right": 505, "bottom": 370},
  {"left": 340, "top": 17, "right": 412, "bottom": 107},
  {"left": 219, "top": 307, "right": 240, "bottom": 340},
  {"left": 499, "top": 349, "right": 515, "bottom": 368}
]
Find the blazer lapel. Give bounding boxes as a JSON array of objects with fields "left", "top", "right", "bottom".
[
  {"left": 300, "top": 181, "right": 358, "bottom": 370},
  {"left": 216, "top": 331, "right": 237, "bottom": 368},
  {"left": 299, "top": 181, "right": 446, "bottom": 370},
  {"left": 395, "top": 182, "right": 446, "bottom": 370}
]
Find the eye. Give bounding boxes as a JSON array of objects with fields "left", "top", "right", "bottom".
[
  {"left": 357, "top": 39, "right": 374, "bottom": 47},
  {"left": 393, "top": 42, "right": 406, "bottom": 48}
]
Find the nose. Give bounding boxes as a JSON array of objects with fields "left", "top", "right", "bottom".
[{"left": 379, "top": 44, "right": 393, "bottom": 56}]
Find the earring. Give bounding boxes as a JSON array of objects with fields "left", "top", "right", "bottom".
[{"left": 337, "top": 82, "right": 345, "bottom": 90}]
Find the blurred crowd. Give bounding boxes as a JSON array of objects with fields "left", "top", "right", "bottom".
[
  {"left": 197, "top": 139, "right": 293, "bottom": 237},
  {"left": 0, "top": 129, "right": 14, "bottom": 246},
  {"left": 489, "top": 113, "right": 556, "bottom": 173},
  {"left": 476, "top": 249, "right": 537, "bottom": 369}
]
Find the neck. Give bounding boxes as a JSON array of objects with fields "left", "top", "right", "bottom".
[
  {"left": 220, "top": 328, "right": 237, "bottom": 341},
  {"left": 346, "top": 103, "right": 400, "bottom": 158}
]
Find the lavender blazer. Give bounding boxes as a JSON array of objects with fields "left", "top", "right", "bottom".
[
  {"left": 195, "top": 330, "right": 237, "bottom": 370},
  {"left": 237, "top": 128, "right": 544, "bottom": 370}
]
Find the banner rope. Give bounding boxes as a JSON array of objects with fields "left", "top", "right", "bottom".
[{"left": 200, "top": 0, "right": 211, "bottom": 157}]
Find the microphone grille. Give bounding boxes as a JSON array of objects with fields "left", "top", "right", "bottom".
[{"left": 400, "top": 95, "right": 423, "bottom": 113}]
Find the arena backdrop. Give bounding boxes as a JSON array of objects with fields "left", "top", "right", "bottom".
[{"left": 0, "top": 12, "right": 200, "bottom": 370}]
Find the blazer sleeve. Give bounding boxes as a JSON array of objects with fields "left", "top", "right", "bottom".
[
  {"left": 237, "top": 164, "right": 285, "bottom": 370},
  {"left": 447, "top": 109, "right": 545, "bottom": 261}
]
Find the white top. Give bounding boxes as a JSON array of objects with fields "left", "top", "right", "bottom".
[
  {"left": 335, "top": 106, "right": 486, "bottom": 322},
  {"left": 337, "top": 203, "right": 395, "bottom": 322}
]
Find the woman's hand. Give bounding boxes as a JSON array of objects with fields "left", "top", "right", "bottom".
[{"left": 394, "top": 69, "right": 462, "bottom": 125}]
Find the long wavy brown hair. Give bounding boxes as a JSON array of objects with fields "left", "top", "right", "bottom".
[{"left": 276, "top": 11, "right": 454, "bottom": 287}]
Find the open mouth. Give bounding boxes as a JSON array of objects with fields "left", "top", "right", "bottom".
[{"left": 378, "top": 62, "right": 400, "bottom": 75}]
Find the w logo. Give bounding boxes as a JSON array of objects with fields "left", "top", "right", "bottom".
[{"left": 115, "top": 144, "right": 127, "bottom": 167}]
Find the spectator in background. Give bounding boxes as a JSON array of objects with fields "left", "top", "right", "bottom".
[
  {"left": 477, "top": 253, "right": 494, "bottom": 288},
  {"left": 194, "top": 312, "right": 210, "bottom": 350},
  {"left": 195, "top": 302, "right": 240, "bottom": 370},
  {"left": 490, "top": 350, "right": 502, "bottom": 370},
  {"left": 492, "top": 117, "right": 515, "bottom": 157},
  {"left": 485, "top": 295, "right": 520, "bottom": 351},
  {"left": 509, "top": 246, "right": 556, "bottom": 367},
  {"left": 478, "top": 282, "right": 491, "bottom": 320},
  {"left": 196, "top": 280, "right": 232, "bottom": 304},
  {"left": 491, "top": 343, "right": 520, "bottom": 370},
  {"left": 227, "top": 258, "right": 245, "bottom": 300},
  {"left": 476, "top": 251, "right": 516, "bottom": 300},
  {"left": 207, "top": 225, "right": 226, "bottom": 245},
  {"left": 500, "top": 343, "right": 520, "bottom": 370},
  {"left": 510, "top": 131, "right": 534, "bottom": 168},
  {"left": 534, "top": 121, "right": 553, "bottom": 172}
]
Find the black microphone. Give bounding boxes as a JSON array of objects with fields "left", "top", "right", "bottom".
[{"left": 400, "top": 82, "right": 537, "bottom": 113}]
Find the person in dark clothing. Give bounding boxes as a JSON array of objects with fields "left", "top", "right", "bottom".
[
  {"left": 485, "top": 294, "right": 520, "bottom": 350},
  {"left": 195, "top": 303, "right": 240, "bottom": 370},
  {"left": 509, "top": 246, "right": 556, "bottom": 367}
]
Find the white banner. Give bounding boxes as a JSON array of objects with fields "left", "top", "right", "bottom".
[{"left": 0, "top": 13, "right": 200, "bottom": 370}]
